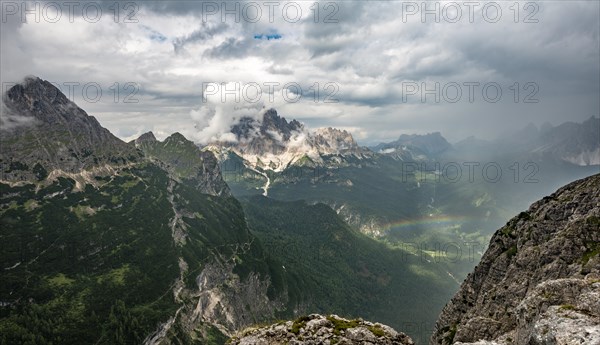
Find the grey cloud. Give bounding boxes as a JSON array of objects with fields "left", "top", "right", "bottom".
[
  {"left": 203, "top": 37, "right": 253, "bottom": 59},
  {"left": 33, "top": 0, "right": 216, "bottom": 15},
  {"left": 173, "top": 22, "right": 229, "bottom": 54},
  {"left": 267, "top": 64, "right": 293, "bottom": 75},
  {"left": 202, "top": 35, "right": 295, "bottom": 61},
  {"left": 2, "top": 0, "right": 598, "bottom": 145},
  {"left": 0, "top": 5, "right": 33, "bottom": 82}
]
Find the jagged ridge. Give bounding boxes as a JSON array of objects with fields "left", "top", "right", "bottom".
[{"left": 213, "top": 109, "right": 372, "bottom": 171}]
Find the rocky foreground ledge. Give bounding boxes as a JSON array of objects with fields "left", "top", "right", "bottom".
[{"left": 228, "top": 314, "right": 414, "bottom": 345}]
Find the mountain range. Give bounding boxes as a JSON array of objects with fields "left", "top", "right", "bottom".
[
  {"left": 212, "top": 107, "right": 597, "bottom": 253},
  {"left": 208, "top": 108, "right": 599, "bottom": 172},
  {"left": 208, "top": 108, "right": 373, "bottom": 173},
  {"left": 1, "top": 77, "right": 598, "bottom": 345},
  {"left": 1, "top": 77, "right": 456, "bottom": 344}
]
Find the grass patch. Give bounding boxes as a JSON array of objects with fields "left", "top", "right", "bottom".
[
  {"left": 586, "top": 215, "right": 600, "bottom": 226},
  {"left": 291, "top": 315, "right": 311, "bottom": 335},
  {"left": 506, "top": 245, "right": 518, "bottom": 259},
  {"left": 582, "top": 241, "right": 600, "bottom": 265},
  {"left": 501, "top": 227, "right": 517, "bottom": 239},
  {"left": 97, "top": 264, "right": 130, "bottom": 285},
  {"left": 442, "top": 324, "right": 457, "bottom": 344},
  {"left": 559, "top": 304, "right": 576, "bottom": 311},
  {"left": 368, "top": 325, "right": 386, "bottom": 337},
  {"left": 48, "top": 273, "right": 75, "bottom": 288},
  {"left": 326, "top": 316, "right": 360, "bottom": 336},
  {"left": 517, "top": 211, "right": 531, "bottom": 221}
]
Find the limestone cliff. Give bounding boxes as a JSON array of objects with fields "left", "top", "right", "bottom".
[{"left": 431, "top": 174, "right": 600, "bottom": 345}]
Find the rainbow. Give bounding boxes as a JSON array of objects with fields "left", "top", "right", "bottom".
[{"left": 379, "top": 215, "right": 469, "bottom": 233}]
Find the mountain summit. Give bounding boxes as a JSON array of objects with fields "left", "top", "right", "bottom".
[
  {"left": 1, "top": 77, "right": 139, "bottom": 182},
  {"left": 211, "top": 108, "right": 370, "bottom": 171}
]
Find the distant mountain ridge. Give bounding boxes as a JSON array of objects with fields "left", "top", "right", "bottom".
[
  {"left": 535, "top": 117, "right": 600, "bottom": 166},
  {"left": 372, "top": 132, "right": 452, "bottom": 160},
  {"left": 451, "top": 118, "right": 600, "bottom": 166},
  {"left": 212, "top": 110, "right": 599, "bottom": 171}
]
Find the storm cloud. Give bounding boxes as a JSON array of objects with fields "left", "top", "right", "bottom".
[{"left": 1, "top": 0, "right": 598, "bottom": 144}]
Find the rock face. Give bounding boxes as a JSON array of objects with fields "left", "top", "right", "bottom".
[
  {"left": 312, "top": 127, "right": 360, "bottom": 154},
  {"left": 229, "top": 314, "right": 414, "bottom": 345},
  {"left": 1, "top": 77, "right": 140, "bottom": 182},
  {"left": 431, "top": 174, "right": 600, "bottom": 345}
]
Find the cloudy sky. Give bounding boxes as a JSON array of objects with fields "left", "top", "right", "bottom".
[{"left": 1, "top": 0, "right": 599, "bottom": 145}]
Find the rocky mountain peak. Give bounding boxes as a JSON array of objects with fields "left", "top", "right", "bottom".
[
  {"left": 536, "top": 116, "right": 600, "bottom": 166},
  {"left": 396, "top": 132, "right": 451, "bottom": 155},
  {"left": 164, "top": 132, "right": 188, "bottom": 144},
  {"left": 372, "top": 132, "right": 451, "bottom": 160},
  {"left": 1, "top": 77, "right": 140, "bottom": 182},
  {"left": 215, "top": 109, "right": 371, "bottom": 171},
  {"left": 261, "top": 108, "right": 303, "bottom": 134},
  {"left": 134, "top": 131, "right": 157, "bottom": 145},
  {"left": 431, "top": 173, "right": 600, "bottom": 345},
  {"left": 229, "top": 314, "right": 415, "bottom": 345},
  {"left": 229, "top": 109, "right": 304, "bottom": 143},
  {"left": 313, "top": 127, "right": 359, "bottom": 153},
  {"left": 4, "top": 76, "right": 70, "bottom": 113}
]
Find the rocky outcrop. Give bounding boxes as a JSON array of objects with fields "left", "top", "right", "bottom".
[
  {"left": 431, "top": 174, "right": 600, "bottom": 345},
  {"left": 1, "top": 77, "right": 140, "bottom": 182},
  {"left": 229, "top": 314, "right": 414, "bottom": 345}
]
